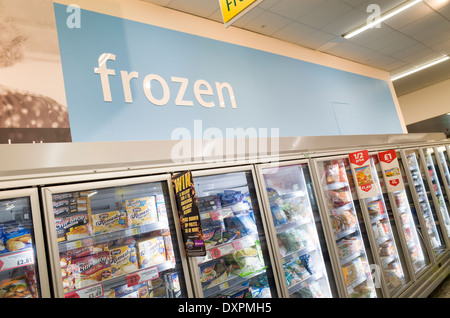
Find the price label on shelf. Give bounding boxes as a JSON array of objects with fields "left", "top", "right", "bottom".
[
  {"left": 126, "top": 265, "right": 159, "bottom": 287},
  {"left": 209, "top": 243, "right": 235, "bottom": 259},
  {"left": 65, "top": 283, "right": 103, "bottom": 298},
  {"left": 0, "top": 249, "right": 34, "bottom": 272},
  {"left": 378, "top": 149, "right": 405, "bottom": 193},
  {"left": 349, "top": 150, "right": 379, "bottom": 199}
]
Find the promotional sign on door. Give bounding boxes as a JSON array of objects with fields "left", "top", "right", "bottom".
[
  {"left": 377, "top": 149, "right": 404, "bottom": 193},
  {"left": 349, "top": 150, "right": 379, "bottom": 198},
  {"left": 172, "top": 171, "right": 206, "bottom": 257}
]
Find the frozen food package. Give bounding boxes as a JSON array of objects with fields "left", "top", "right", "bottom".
[
  {"left": 118, "top": 196, "right": 158, "bottom": 227},
  {"left": 91, "top": 210, "right": 127, "bottom": 235},
  {"left": 199, "top": 259, "right": 228, "bottom": 289},
  {"left": 232, "top": 245, "right": 266, "bottom": 277},
  {"left": 56, "top": 213, "right": 91, "bottom": 242},
  {"left": 342, "top": 257, "right": 363, "bottom": 286},
  {"left": 0, "top": 275, "right": 33, "bottom": 298},
  {"left": 337, "top": 236, "right": 362, "bottom": 259},
  {"left": 2, "top": 226, "right": 32, "bottom": 253},
  {"left": 155, "top": 194, "right": 167, "bottom": 222},
  {"left": 197, "top": 195, "right": 222, "bottom": 212},
  {"left": 72, "top": 251, "right": 111, "bottom": 289},
  {"left": 299, "top": 254, "right": 316, "bottom": 275},
  {"left": 295, "top": 281, "right": 323, "bottom": 298},
  {"left": 109, "top": 243, "right": 139, "bottom": 278},
  {"left": 270, "top": 203, "right": 289, "bottom": 226},
  {"left": 114, "top": 282, "right": 149, "bottom": 298},
  {"left": 136, "top": 236, "right": 166, "bottom": 269},
  {"left": 203, "top": 226, "right": 223, "bottom": 249}
]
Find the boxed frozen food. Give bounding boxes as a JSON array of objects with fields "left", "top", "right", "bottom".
[
  {"left": 156, "top": 194, "right": 167, "bottom": 221},
  {"left": 1, "top": 226, "right": 32, "bottom": 253},
  {"left": 136, "top": 236, "right": 166, "bottom": 268},
  {"left": 55, "top": 213, "right": 91, "bottom": 242},
  {"left": 91, "top": 210, "right": 127, "bottom": 235},
  {"left": 72, "top": 251, "right": 111, "bottom": 289},
  {"left": 109, "top": 243, "right": 139, "bottom": 278},
  {"left": 118, "top": 196, "right": 158, "bottom": 227},
  {"left": 199, "top": 258, "right": 228, "bottom": 289}
]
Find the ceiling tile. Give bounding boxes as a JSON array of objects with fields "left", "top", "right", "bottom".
[
  {"left": 228, "top": 7, "right": 265, "bottom": 28},
  {"left": 295, "top": 29, "right": 337, "bottom": 50},
  {"left": 241, "top": 10, "right": 292, "bottom": 36},
  {"left": 297, "top": 0, "right": 354, "bottom": 29},
  {"left": 399, "top": 10, "right": 448, "bottom": 36},
  {"left": 167, "top": 0, "right": 219, "bottom": 17},
  {"left": 384, "top": 2, "right": 434, "bottom": 29},
  {"left": 256, "top": 0, "right": 282, "bottom": 10},
  {"left": 271, "top": 21, "right": 316, "bottom": 43},
  {"left": 269, "top": 0, "right": 327, "bottom": 20},
  {"left": 321, "top": 8, "right": 369, "bottom": 36}
]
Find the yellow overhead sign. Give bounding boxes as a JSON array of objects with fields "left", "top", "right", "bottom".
[{"left": 219, "top": 0, "right": 263, "bottom": 27}]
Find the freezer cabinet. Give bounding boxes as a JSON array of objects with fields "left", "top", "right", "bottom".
[
  {"left": 0, "top": 188, "right": 50, "bottom": 298},
  {"left": 311, "top": 156, "right": 377, "bottom": 298},
  {"left": 400, "top": 149, "right": 447, "bottom": 262},
  {"left": 421, "top": 146, "right": 450, "bottom": 242},
  {"left": 42, "top": 175, "right": 192, "bottom": 298},
  {"left": 256, "top": 161, "right": 338, "bottom": 298},
  {"left": 392, "top": 152, "right": 432, "bottom": 280},
  {"left": 188, "top": 167, "right": 280, "bottom": 298}
]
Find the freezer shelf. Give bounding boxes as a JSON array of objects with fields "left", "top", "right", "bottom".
[
  {"left": 424, "top": 148, "right": 450, "bottom": 237},
  {"left": 261, "top": 164, "right": 334, "bottom": 298},
  {"left": 193, "top": 171, "right": 276, "bottom": 299},
  {"left": 405, "top": 151, "right": 446, "bottom": 258},
  {"left": 316, "top": 158, "right": 377, "bottom": 298},
  {"left": 0, "top": 196, "right": 41, "bottom": 298},
  {"left": 48, "top": 181, "right": 188, "bottom": 299}
]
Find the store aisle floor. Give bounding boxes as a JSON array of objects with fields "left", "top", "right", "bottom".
[{"left": 428, "top": 275, "right": 450, "bottom": 298}]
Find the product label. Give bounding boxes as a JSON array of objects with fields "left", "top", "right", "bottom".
[
  {"left": 349, "top": 150, "right": 379, "bottom": 198},
  {"left": 378, "top": 149, "right": 405, "bottom": 193}
]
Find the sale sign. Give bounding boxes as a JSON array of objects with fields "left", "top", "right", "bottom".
[
  {"left": 378, "top": 149, "right": 404, "bottom": 193},
  {"left": 349, "top": 150, "right": 379, "bottom": 198}
]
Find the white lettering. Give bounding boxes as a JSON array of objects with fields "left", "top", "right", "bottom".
[
  {"left": 121, "top": 71, "right": 139, "bottom": 103},
  {"left": 66, "top": 4, "right": 81, "bottom": 28},
  {"left": 94, "top": 53, "right": 237, "bottom": 108},
  {"left": 194, "top": 79, "right": 215, "bottom": 108},
  {"left": 94, "top": 53, "right": 116, "bottom": 102},
  {"left": 143, "top": 74, "right": 170, "bottom": 106},
  {"left": 216, "top": 81, "right": 236, "bottom": 108},
  {"left": 172, "top": 77, "right": 193, "bottom": 106}
]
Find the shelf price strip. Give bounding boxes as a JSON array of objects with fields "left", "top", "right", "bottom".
[{"left": 0, "top": 249, "right": 34, "bottom": 272}]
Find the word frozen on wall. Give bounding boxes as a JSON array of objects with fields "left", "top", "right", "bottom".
[{"left": 94, "top": 53, "right": 237, "bottom": 109}]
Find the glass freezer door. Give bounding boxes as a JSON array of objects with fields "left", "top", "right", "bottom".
[
  {"left": 394, "top": 153, "right": 431, "bottom": 277},
  {"left": 314, "top": 158, "right": 377, "bottom": 298},
  {"left": 402, "top": 149, "right": 446, "bottom": 260},
  {"left": 353, "top": 155, "right": 409, "bottom": 297},
  {"left": 423, "top": 147, "right": 450, "bottom": 240},
  {"left": 258, "top": 163, "right": 337, "bottom": 298},
  {"left": 0, "top": 189, "right": 50, "bottom": 298},
  {"left": 191, "top": 170, "right": 278, "bottom": 298},
  {"left": 43, "top": 176, "right": 191, "bottom": 298},
  {"left": 436, "top": 146, "right": 450, "bottom": 192}
]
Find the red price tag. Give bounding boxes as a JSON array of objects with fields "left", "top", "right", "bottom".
[{"left": 126, "top": 266, "right": 159, "bottom": 287}]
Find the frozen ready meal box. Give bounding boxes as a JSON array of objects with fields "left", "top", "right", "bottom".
[
  {"left": 117, "top": 196, "right": 158, "bottom": 227},
  {"left": 55, "top": 213, "right": 91, "bottom": 242},
  {"left": 136, "top": 236, "right": 166, "bottom": 269},
  {"left": 109, "top": 243, "right": 139, "bottom": 278},
  {"left": 91, "top": 210, "right": 127, "bottom": 235},
  {"left": 72, "top": 251, "right": 111, "bottom": 289}
]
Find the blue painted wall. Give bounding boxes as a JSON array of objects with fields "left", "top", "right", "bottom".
[{"left": 54, "top": 3, "right": 403, "bottom": 142}]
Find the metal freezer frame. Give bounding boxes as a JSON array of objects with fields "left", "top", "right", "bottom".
[
  {"left": 187, "top": 164, "right": 283, "bottom": 298},
  {"left": 0, "top": 188, "right": 51, "bottom": 298},
  {"left": 254, "top": 159, "right": 339, "bottom": 298},
  {"left": 40, "top": 174, "right": 194, "bottom": 298}
]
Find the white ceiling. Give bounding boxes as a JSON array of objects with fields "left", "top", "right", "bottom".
[{"left": 141, "top": 0, "right": 450, "bottom": 97}]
